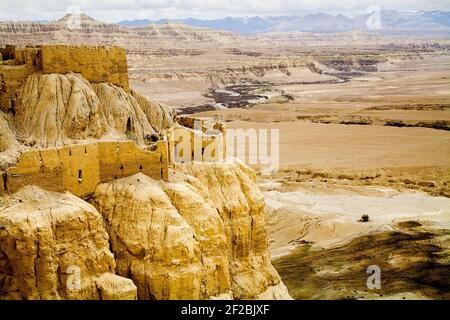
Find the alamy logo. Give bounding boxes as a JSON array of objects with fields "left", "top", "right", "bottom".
[
  {"left": 366, "top": 265, "right": 381, "bottom": 289},
  {"left": 66, "top": 265, "right": 81, "bottom": 291},
  {"left": 170, "top": 120, "right": 280, "bottom": 174},
  {"left": 366, "top": 5, "right": 381, "bottom": 30},
  {"left": 66, "top": 5, "right": 82, "bottom": 30}
]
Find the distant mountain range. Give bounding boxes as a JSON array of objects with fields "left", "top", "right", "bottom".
[{"left": 119, "top": 11, "right": 450, "bottom": 35}]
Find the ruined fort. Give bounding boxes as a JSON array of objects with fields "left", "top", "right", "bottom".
[
  {"left": 0, "top": 140, "right": 168, "bottom": 197},
  {"left": 0, "top": 44, "right": 225, "bottom": 197},
  {"left": 0, "top": 45, "right": 166, "bottom": 196},
  {"left": 0, "top": 45, "right": 129, "bottom": 114}
]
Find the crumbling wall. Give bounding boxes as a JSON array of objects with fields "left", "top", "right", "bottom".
[
  {"left": 98, "top": 140, "right": 168, "bottom": 182},
  {"left": 15, "top": 47, "right": 42, "bottom": 69},
  {"left": 3, "top": 149, "right": 65, "bottom": 194},
  {"left": 0, "top": 140, "right": 168, "bottom": 197},
  {"left": 0, "top": 64, "right": 34, "bottom": 113},
  {"left": 168, "top": 116, "right": 227, "bottom": 165},
  {"left": 40, "top": 45, "right": 129, "bottom": 91},
  {"left": 0, "top": 46, "right": 49, "bottom": 113},
  {"left": 0, "top": 45, "right": 15, "bottom": 61},
  {"left": 0, "top": 44, "right": 130, "bottom": 113}
]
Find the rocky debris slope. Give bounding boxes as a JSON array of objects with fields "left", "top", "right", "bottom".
[
  {"left": 92, "top": 161, "right": 291, "bottom": 300},
  {"left": 0, "top": 186, "right": 137, "bottom": 300},
  {"left": 13, "top": 73, "right": 174, "bottom": 148}
]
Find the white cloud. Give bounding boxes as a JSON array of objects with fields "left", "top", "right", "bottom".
[{"left": 0, "top": 0, "right": 449, "bottom": 22}]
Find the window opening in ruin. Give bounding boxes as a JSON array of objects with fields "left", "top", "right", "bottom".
[
  {"left": 150, "top": 133, "right": 159, "bottom": 143},
  {"left": 2, "top": 173, "right": 7, "bottom": 192},
  {"left": 78, "top": 170, "right": 83, "bottom": 183},
  {"left": 126, "top": 118, "right": 132, "bottom": 134},
  {"left": 10, "top": 99, "right": 16, "bottom": 116}
]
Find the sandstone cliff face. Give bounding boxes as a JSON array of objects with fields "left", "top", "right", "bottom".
[
  {"left": 173, "top": 162, "right": 290, "bottom": 300},
  {"left": 132, "top": 90, "right": 175, "bottom": 133},
  {"left": 0, "top": 111, "right": 18, "bottom": 153},
  {"left": 92, "top": 161, "right": 291, "bottom": 300},
  {"left": 15, "top": 73, "right": 104, "bottom": 147},
  {"left": 0, "top": 186, "right": 137, "bottom": 300},
  {"left": 0, "top": 163, "right": 291, "bottom": 300},
  {"left": 14, "top": 73, "right": 174, "bottom": 148}
]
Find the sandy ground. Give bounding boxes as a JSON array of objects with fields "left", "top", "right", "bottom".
[
  {"left": 263, "top": 182, "right": 450, "bottom": 258},
  {"left": 226, "top": 120, "right": 450, "bottom": 170}
]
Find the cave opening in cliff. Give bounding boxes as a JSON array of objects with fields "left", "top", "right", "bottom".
[{"left": 126, "top": 118, "right": 132, "bottom": 136}]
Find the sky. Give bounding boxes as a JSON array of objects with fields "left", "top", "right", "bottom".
[{"left": 1, "top": 0, "right": 450, "bottom": 22}]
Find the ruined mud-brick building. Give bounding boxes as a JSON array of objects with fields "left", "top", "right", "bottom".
[
  {"left": 0, "top": 45, "right": 226, "bottom": 197},
  {"left": 0, "top": 140, "right": 169, "bottom": 197},
  {"left": 0, "top": 45, "right": 164, "bottom": 197}
]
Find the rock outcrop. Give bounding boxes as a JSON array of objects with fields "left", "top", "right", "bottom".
[
  {"left": 0, "top": 111, "right": 19, "bottom": 168},
  {"left": 131, "top": 90, "right": 175, "bottom": 133},
  {"left": 92, "top": 161, "right": 291, "bottom": 300},
  {"left": 174, "top": 162, "right": 290, "bottom": 300},
  {"left": 0, "top": 162, "right": 291, "bottom": 300},
  {"left": 13, "top": 73, "right": 174, "bottom": 148},
  {"left": 15, "top": 73, "right": 104, "bottom": 147},
  {"left": 0, "top": 186, "right": 137, "bottom": 299},
  {"left": 0, "top": 14, "right": 239, "bottom": 50},
  {"left": 0, "top": 111, "right": 18, "bottom": 153}
]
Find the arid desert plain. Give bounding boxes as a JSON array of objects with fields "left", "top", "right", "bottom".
[{"left": 130, "top": 35, "right": 450, "bottom": 299}]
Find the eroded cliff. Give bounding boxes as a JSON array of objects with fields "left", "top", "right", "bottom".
[
  {"left": 14, "top": 73, "right": 174, "bottom": 148},
  {"left": 0, "top": 162, "right": 291, "bottom": 300}
]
